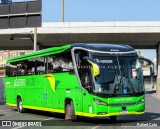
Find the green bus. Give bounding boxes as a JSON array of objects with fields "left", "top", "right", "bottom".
[{"left": 4, "top": 43, "right": 154, "bottom": 121}]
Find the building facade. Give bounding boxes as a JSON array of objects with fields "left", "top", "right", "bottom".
[{"left": 0, "top": 50, "right": 33, "bottom": 68}]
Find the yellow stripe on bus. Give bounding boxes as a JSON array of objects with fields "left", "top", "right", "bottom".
[
  {"left": 75, "top": 111, "right": 144, "bottom": 117},
  {"left": 6, "top": 103, "right": 17, "bottom": 107},
  {"left": 23, "top": 105, "right": 64, "bottom": 113},
  {"left": 6, "top": 103, "right": 144, "bottom": 117},
  {"left": 6, "top": 103, "right": 64, "bottom": 113}
]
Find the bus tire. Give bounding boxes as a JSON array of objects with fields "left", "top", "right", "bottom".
[
  {"left": 110, "top": 116, "right": 117, "bottom": 122},
  {"left": 17, "top": 98, "right": 25, "bottom": 113},
  {"left": 65, "top": 103, "right": 71, "bottom": 120},
  {"left": 65, "top": 101, "right": 77, "bottom": 121},
  {"left": 70, "top": 101, "right": 77, "bottom": 121}
]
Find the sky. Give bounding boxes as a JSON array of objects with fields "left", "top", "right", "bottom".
[
  {"left": 13, "top": 0, "right": 160, "bottom": 22},
  {"left": 12, "top": 0, "right": 159, "bottom": 60}
]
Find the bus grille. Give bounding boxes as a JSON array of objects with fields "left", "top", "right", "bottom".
[{"left": 108, "top": 102, "right": 137, "bottom": 107}]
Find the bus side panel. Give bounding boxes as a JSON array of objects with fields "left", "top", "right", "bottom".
[
  {"left": 44, "top": 76, "right": 58, "bottom": 110},
  {"left": 5, "top": 76, "right": 37, "bottom": 107},
  {"left": 45, "top": 72, "right": 81, "bottom": 113},
  {"left": 5, "top": 88, "right": 11, "bottom": 104},
  {"left": 5, "top": 77, "right": 16, "bottom": 105},
  {"left": 13, "top": 76, "right": 33, "bottom": 107},
  {"left": 5, "top": 72, "right": 82, "bottom": 114},
  {"left": 34, "top": 75, "right": 45, "bottom": 108}
]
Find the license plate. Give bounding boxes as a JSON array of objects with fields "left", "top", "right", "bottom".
[{"left": 120, "top": 110, "right": 128, "bottom": 114}]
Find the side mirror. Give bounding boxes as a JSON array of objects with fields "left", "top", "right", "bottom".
[
  {"left": 139, "top": 57, "right": 155, "bottom": 76},
  {"left": 150, "top": 64, "right": 155, "bottom": 76},
  {"left": 83, "top": 56, "right": 100, "bottom": 77}
]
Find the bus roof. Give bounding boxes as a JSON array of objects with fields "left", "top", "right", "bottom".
[
  {"left": 7, "top": 43, "right": 135, "bottom": 64},
  {"left": 71, "top": 43, "right": 135, "bottom": 53},
  {"left": 7, "top": 44, "right": 71, "bottom": 64}
]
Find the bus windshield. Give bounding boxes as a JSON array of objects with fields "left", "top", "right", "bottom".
[{"left": 91, "top": 54, "right": 144, "bottom": 95}]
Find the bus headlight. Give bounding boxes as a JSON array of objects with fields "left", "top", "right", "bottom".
[
  {"left": 138, "top": 98, "right": 145, "bottom": 103},
  {"left": 93, "top": 98, "right": 108, "bottom": 106}
]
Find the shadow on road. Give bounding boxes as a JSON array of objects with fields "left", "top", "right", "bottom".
[
  {"left": 71, "top": 112, "right": 160, "bottom": 125},
  {"left": 131, "top": 112, "right": 160, "bottom": 121},
  {"left": 38, "top": 113, "right": 160, "bottom": 126}
]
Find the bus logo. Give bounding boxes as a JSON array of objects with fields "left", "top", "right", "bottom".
[
  {"left": 110, "top": 49, "right": 119, "bottom": 52},
  {"left": 114, "top": 98, "right": 133, "bottom": 103},
  {"left": 45, "top": 74, "right": 56, "bottom": 92},
  {"left": 14, "top": 79, "right": 26, "bottom": 87}
]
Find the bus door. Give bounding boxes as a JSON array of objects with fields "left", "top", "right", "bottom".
[
  {"left": 80, "top": 70, "right": 93, "bottom": 115},
  {"left": 82, "top": 89, "right": 93, "bottom": 115},
  {"left": 79, "top": 59, "right": 93, "bottom": 115},
  {"left": 74, "top": 50, "right": 93, "bottom": 115}
]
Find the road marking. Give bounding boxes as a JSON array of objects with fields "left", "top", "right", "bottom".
[
  {"left": 11, "top": 117, "right": 54, "bottom": 129},
  {"left": 92, "top": 124, "right": 102, "bottom": 129},
  {"left": 42, "top": 117, "right": 54, "bottom": 121}
]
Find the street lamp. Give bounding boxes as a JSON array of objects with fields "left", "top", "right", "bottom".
[{"left": 62, "top": 0, "right": 64, "bottom": 22}]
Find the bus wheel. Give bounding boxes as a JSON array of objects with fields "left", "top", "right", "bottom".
[
  {"left": 17, "top": 98, "right": 25, "bottom": 113},
  {"left": 65, "top": 103, "right": 71, "bottom": 120},
  {"left": 110, "top": 116, "right": 117, "bottom": 122},
  {"left": 70, "top": 101, "right": 77, "bottom": 121},
  {"left": 65, "top": 101, "right": 77, "bottom": 121}
]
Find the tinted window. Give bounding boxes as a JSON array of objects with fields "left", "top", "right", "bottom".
[{"left": 47, "top": 51, "right": 73, "bottom": 73}]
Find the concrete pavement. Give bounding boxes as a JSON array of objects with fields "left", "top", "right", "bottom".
[{"left": 152, "top": 93, "right": 160, "bottom": 100}]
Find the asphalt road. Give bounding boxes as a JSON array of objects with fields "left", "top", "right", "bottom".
[{"left": 0, "top": 94, "right": 160, "bottom": 129}]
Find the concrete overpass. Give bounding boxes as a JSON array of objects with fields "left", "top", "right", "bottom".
[
  {"left": 0, "top": 21, "right": 160, "bottom": 49},
  {"left": 0, "top": 21, "right": 160, "bottom": 93}
]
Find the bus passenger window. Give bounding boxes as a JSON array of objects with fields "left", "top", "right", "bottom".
[
  {"left": 34, "top": 57, "right": 45, "bottom": 75},
  {"left": 47, "top": 57, "right": 55, "bottom": 73},
  {"left": 6, "top": 66, "right": 11, "bottom": 77},
  {"left": 17, "top": 63, "right": 25, "bottom": 76},
  {"left": 37, "top": 66, "right": 45, "bottom": 74},
  {"left": 6, "top": 64, "right": 17, "bottom": 77},
  {"left": 27, "top": 60, "right": 35, "bottom": 75},
  {"left": 47, "top": 51, "right": 74, "bottom": 73},
  {"left": 59, "top": 57, "right": 70, "bottom": 71}
]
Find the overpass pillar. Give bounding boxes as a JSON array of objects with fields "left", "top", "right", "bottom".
[
  {"left": 34, "top": 28, "right": 37, "bottom": 51},
  {"left": 156, "top": 43, "right": 160, "bottom": 93}
]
